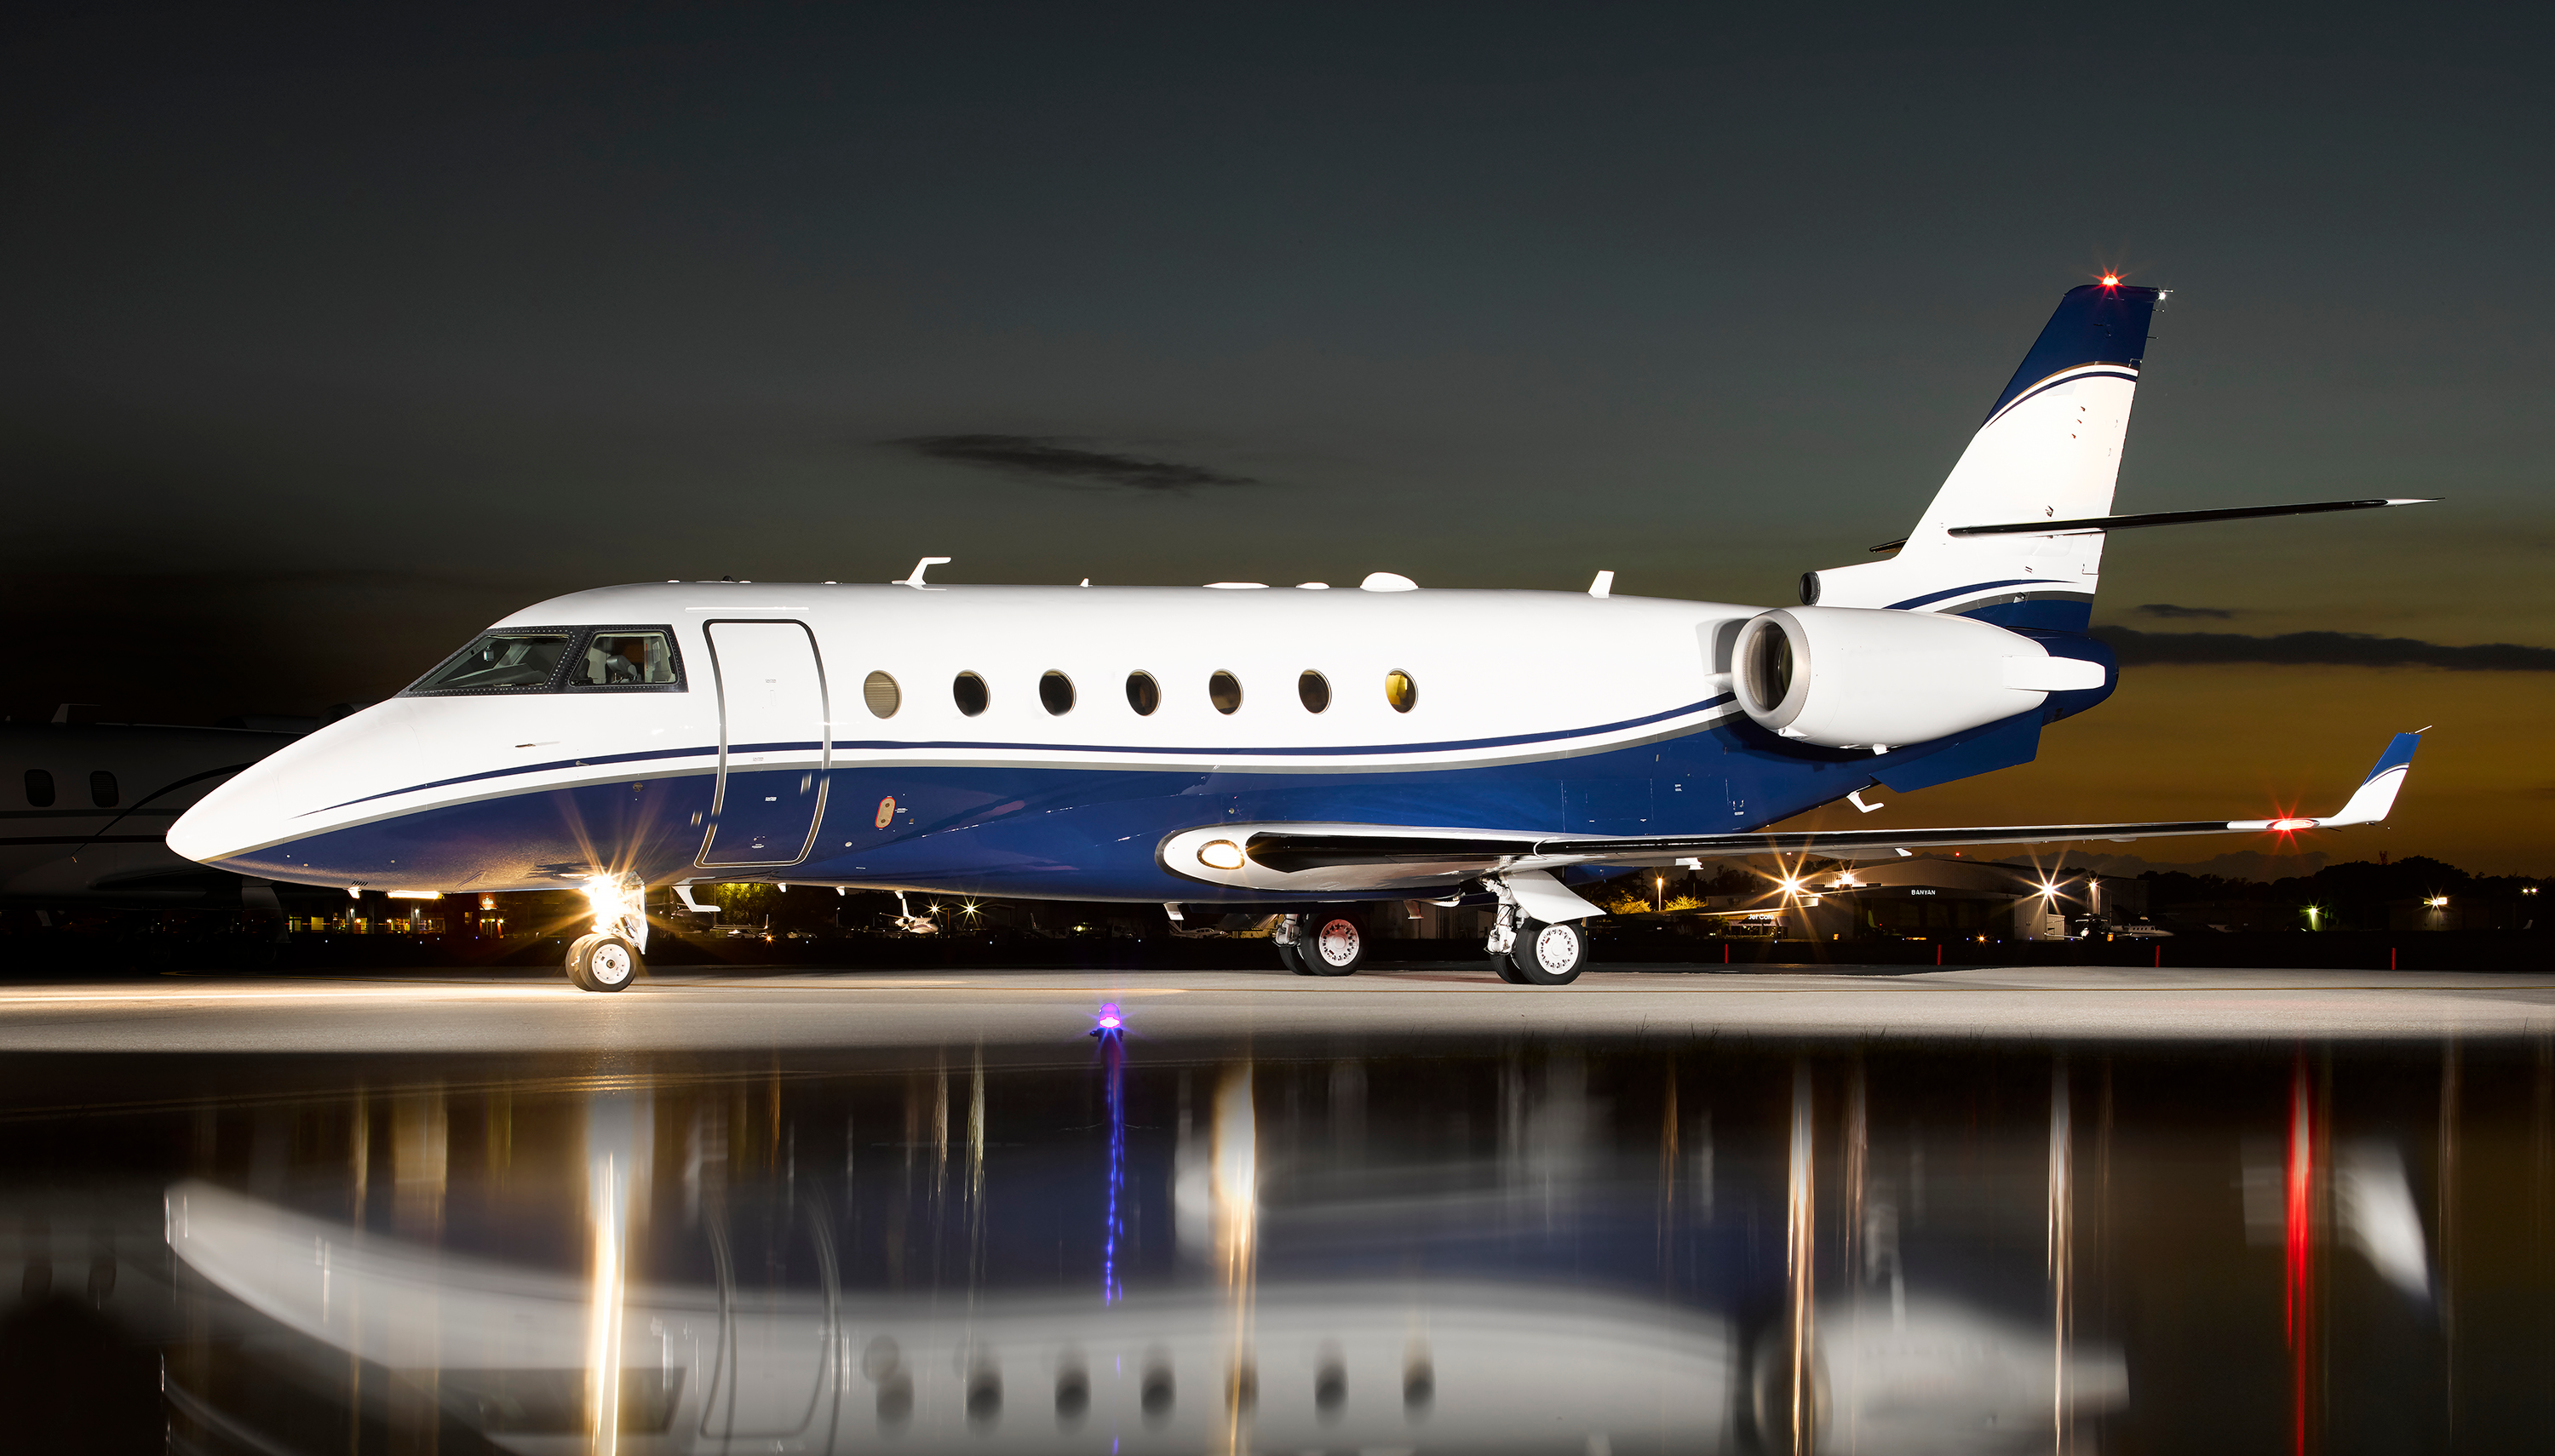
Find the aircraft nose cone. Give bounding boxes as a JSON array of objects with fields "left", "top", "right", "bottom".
[{"left": 169, "top": 705, "right": 422, "bottom": 873}]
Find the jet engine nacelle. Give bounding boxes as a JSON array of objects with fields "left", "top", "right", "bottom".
[{"left": 1731, "top": 606, "right": 2104, "bottom": 750}]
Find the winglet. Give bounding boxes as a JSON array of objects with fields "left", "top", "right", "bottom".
[{"left": 2322, "top": 731, "right": 2424, "bottom": 827}]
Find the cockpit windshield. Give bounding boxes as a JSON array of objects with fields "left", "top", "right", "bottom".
[
  {"left": 408, "top": 633, "right": 576, "bottom": 693},
  {"left": 403, "top": 627, "right": 686, "bottom": 696}
]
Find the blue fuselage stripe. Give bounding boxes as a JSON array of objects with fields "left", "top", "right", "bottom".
[{"left": 1885, "top": 579, "right": 2049, "bottom": 611}]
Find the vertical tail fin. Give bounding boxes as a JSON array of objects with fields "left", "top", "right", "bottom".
[{"left": 1806, "top": 281, "right": 2165, "bottom": 631}]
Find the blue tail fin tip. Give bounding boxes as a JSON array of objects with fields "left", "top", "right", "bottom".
[{"left": 1985, "top": 282, "right": 2167, "bottom": 421}]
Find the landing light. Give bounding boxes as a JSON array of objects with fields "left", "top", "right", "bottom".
[
  {"left": 2268, "top": 817, "right": 2317, "bottom": 831},
  {"left": 2426, "top": 896, "right": 2449, "bottom": 908}
]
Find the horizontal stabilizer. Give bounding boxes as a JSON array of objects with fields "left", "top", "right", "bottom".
[{"left": 1874, "top": 498, "right": 2437, "bottom": 553}]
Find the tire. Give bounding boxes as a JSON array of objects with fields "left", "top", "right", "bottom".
[
  {"left": 564, "top": 932, "right": 604, "bottom": 991},
  {"left": 569, "top": 933, "right": 641, "bottom": 993},
  {"left": 1490, "top": 950, "right": 1528, "bottom": 984},
  {"left": 1305, "top": 914, "right": 1367, "bottom": 976},
  {"left": 1277, "top": 940, "right": 1318, "bottom": 977},
  {"left": 1508, "top": 920, "right": 1588, "bottom": 986}
]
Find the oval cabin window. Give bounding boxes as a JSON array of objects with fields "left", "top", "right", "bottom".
[
  {"left": 1384, "top": 670, "right": 1418, "bottom": 714},
  {"left": 23, "top": 769, "right": 54, "bottom": 808},
  {"left": 952, "top": 672, "right": 990, "bottom": 717},
  {"left": 90, "top": 771, "right": 119, "bottom": 807},
  {"left": 1298, "top": 671, "right": 1330, "bottom": 713},
  {"left": 1039, "top": 671, "right": 1076, "bottom": 715},
  {"left": 1208, "top": 671, "right": 1243, "bottom": 715},
  {"left": 1126, "top": 672, "right": 1160, "bottom": 715},
  {"left": 863, "top": 671, "right": 901, "bottom": 718}
]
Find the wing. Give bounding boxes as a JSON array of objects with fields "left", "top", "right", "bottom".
[{"left": 1160, "top": 732, "right": 2422, "bottom": 895}]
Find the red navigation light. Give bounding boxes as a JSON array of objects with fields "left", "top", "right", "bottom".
[
  {"left": 2269, "top": 817, "right": 2317, "bottom": 831},
  {"left": 2100, "top": 273, "right": 2121, "bottom": 287}
]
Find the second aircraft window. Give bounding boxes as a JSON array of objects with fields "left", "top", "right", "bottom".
[
  {"left": 1209, "top": 671, "right": 1243, "bottom": 715},
  {"left": 24, "top": 770, "right": 54, "bottom": 808},
  {"left": 90, "top": 771, "right": 118, "bottom": 807},
  {"left": 1298, "top": 671, "right": 1330, "bottom": 713},
  {"left": 952, "top": 673, "right": 990, "bottom": 717},
  {"left": 1040, "top": 671, "right": 1076, "bottom": 715}
]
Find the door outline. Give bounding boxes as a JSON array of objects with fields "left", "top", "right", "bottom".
[{"left": 695, "top": 619, "right": 831, "bottom": 869}]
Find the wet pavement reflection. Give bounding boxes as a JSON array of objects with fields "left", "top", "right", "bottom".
[{"left": 3, "top": 1029, "right": 2550, "bottom": 1453}]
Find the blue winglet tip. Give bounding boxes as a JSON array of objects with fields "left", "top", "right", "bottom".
[{"left": 2365, "top": 731, "right": 2423, "bottom": 782}]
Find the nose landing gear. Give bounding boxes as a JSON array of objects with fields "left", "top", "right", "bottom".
[
  {"left": 567, "top": 931, "right": 640, "bottom": 992},
  {"left": 569, "top": 874, "right": 647, "bottom": 993}
]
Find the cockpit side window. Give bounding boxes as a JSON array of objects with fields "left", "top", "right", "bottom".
[
  {"left": 570, "top": 630, "right": 683, "bottom": 690},
  {"left": 403, "top": 627, "right": 687, "bottom": 696},
  {"left": 405, "top": 632, "right": 577, "bottom": 695}
]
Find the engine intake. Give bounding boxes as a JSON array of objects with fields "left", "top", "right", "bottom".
[{"left": 1732, "top": 606, "right": 2103, "bottom": 749}]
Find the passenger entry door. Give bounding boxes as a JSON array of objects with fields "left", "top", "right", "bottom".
[{"left": 699, "top": 621, "right": 829, "bottom": 868}]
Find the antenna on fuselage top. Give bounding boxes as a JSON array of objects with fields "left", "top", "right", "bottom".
[{"left": 901, "top": 556, "right": 951, "bottom": 589}]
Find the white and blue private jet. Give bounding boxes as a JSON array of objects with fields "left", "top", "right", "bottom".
[{"left": 169, "top": 279, "right": 2427, "bottom": 989}]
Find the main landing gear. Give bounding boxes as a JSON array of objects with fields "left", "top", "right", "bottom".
[
  {"left": 567, "top": 874, "right": 647, "bottom": 993},
  {"left": 1274, "top": 911, "right": 1367, "bottom": 977},
  {"left": 1266, "top": 892, "right": 1593, "bottom": 985},
  {"left": 1484, "top": 885, "right": 1592, "bottom": 986}
]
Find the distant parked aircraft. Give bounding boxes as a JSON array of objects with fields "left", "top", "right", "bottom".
[{"left": 3, "top": 710, "right": 307, "bottom": 914}]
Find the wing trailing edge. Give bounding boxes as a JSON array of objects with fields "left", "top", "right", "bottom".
[{"left": 1197, "top": 732, "right": 2424, "bottom": 888}]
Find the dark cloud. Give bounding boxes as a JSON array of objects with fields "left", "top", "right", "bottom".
[
  {"left": 894, "top": 436, "right": 1260, "bottom": 494},
  {"left": 2132, "top": 603, "right": 2236, "bottom": 620},
  {"left": 2093, "top": 628, "right": 2555, "bottom": 671}
]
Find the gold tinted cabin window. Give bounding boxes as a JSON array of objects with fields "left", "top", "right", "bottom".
[
  {"left": 1208, "top": 671, "right": 1243, "bottom": 715},
  {"left": 952, "top": 672, "right": 990, "bottom": 717},
  {"left": 1298, "top": 671, "right": 1329, "bottom": 713},
  {"left": 863, "top": 671, "right": 900, "bottom": 718},
  {"left": 1126, "top": 672, "right": 1160, "bottom": 715},
  {"left": 1384, "top": 670, "right": 1417, "bottom": 713}
]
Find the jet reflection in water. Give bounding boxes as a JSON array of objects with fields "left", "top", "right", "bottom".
[
  {"left": 35, "top": 1035, "right": 2554, "bottom": 1452},
  {"left": 143, "top": 1047, "right": 2154, "bottom": 1456}
]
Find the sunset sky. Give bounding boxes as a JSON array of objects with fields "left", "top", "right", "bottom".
[{"left": 4, "top": 3, "right": 2547, "bottom": 872}]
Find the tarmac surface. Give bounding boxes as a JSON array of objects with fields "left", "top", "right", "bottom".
[{"left": 0, "top": 961, "right": 2550, "bottom": 1054}]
